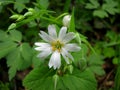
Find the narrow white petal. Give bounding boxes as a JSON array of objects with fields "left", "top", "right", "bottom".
[
  {"left": 35, "top": 42, "right": 51, "bottom": 51},
  {"left": 48, "top": 51, "right": 61, "bottom": 69},
  {"left": 62, "top": 48, "right": 74, "bottom": 61},
  {"left": 37, "top": 47, "right": 52, "bottom": 59},
  {"left": 64, "top": 43, "right": 81, "bottom": 52},
  {"left": 63, "top": 32, "right": 75, "bottom": 43},
  {"left": 58, "top": 27, "right": 67, "bottom": 41},
  {"left": 48, "top": 25, "right": 57, "bottom": 38},
  {"left": 39, "top": 31, "right": 53, "bottom": 42},
  {"left": 35, "top": 42, "right": 50, "bottom": 47},
  {"left": 61, "top": 52, "right": 70, "bottom": 64}
]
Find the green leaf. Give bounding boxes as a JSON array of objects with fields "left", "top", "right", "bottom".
[
  {"left": 32, "top": 51, "right": 42, "bottom": 68},
  {"left": 114, "top": 66, "right": 120, "bottom": 90},
  {"left": 23, "top": 66, "right": 55, "bottom": 90},
  {"left": 23, "top": 66, "right": 97, "bottom": 90},
  {"left": 103, "top": 47, "right": 115, "bottom": 58},
  {"left": 93, "top": 9, "right": 108, "bottom": 18},
  {"left": 102, "top": 0, "right": 119, "bottom": 15},
  {"left": 20, "top": 43, "right": 33, "bottom": 61},
  {"left": 0, "top": 41, "right": 16, "bottom": 59},
  {"left": 0, "top": 30, "right": 9, "bottom": 41},
  {"left": 9, "top": 30, "right": 22, "bottom": 42},
  {"left": 36, "top": 0, "right": 49, "bottom": 9},
  {"left": 8, "top": 67, "right": 17, "bottom": 80},
  {"left": 72, "top": 44, "right": 88, "bottom": 69},
  {"left": 85, "top": 0, "right": 100, "bottom": 9},
  {"left": 6, "top": 43, "right": 32, "bottom": 80},
  {"left": 87, "top": 54, "right": 105, "bottom": 76},
  {"left": 14, "top": 0, "right": 29, "bottom": 12},
  {"left": 69, "top": 8, "right": 75, "bottom": 32}
]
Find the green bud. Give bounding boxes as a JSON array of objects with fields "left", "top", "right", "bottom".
[
  {"left": 68, "top": 65, "right": 73, "bottom": 74},
  {"left": 16, "top": 15, "right": 24, "bottom": 21},
  {"left": 53, "top": 74, "right": 59, "bottom": 90},
  {"left": 28, "top": 8, "right": 34, "bottom": 12},
  {"left": 8, "top": 23, "right": 16, "bottom": 30},
  {"left": 75, "top": 32, "right": 81, "bottom": 45},
  {"left": 10, "top": 14, "right": 20, "bottom": 19},
  {"left": 24, "top": 12, "right": 33, "bottom": 17}
]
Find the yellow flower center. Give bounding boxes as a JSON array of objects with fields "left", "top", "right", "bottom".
[{"left": 51, "top": 40, "right": 64, "bottom": 52}]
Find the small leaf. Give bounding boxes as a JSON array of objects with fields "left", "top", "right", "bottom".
[
  {"left": 20, "top": 43, "right": 33, "bottom": 61},
  {"left": 102, "top": 0, "right": 119, "bottom": 15},
  {"left": 14, "top": 0, "right": 29, "bottom": 13},
  {"left": 103, "top": 47, "right": 115, "bottom": 58},
  {"left": 6, "top": 43, "right": 32, "bottom": 80},
  {"left": 87, "top": 54, "right": 105, "bottom": 76},
  {"left": 8, "top": 67, "right": 17, "bottom": 80},
  {"left": 0, "top": 30, "right": 9, "bottom": 41},
  {"left": 9, "top": 30, "right": 22, "bottom": 42},
  {"left": 0, "top": 41, "right": 17, "bottom": 59},
  {"left": 36, "top": 0, "right": 49, "bottom": 9},
  {"left": 93, "top": 9, "right": 108, "bottom": 18},
  {"left": 85, "top": 0, "right": 100, "bottom": 9}
]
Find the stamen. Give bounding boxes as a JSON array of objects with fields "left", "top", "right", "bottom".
[{"left": 51, "top": 40, "right": 64, "bottom": 52}]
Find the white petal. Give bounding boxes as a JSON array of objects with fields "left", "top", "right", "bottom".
[
  {"left": 48, "top": 25, "right": 57, "bottom": 38},
  {"left": 61, "top": 52, "right": 70, "bottom": 64},
  {"left": 39, "top": 31, "right": 53, "bottom": 42},
  {"left": 58, "top": 26, "right": 67, "bottom": 41},
  {"left": 63, "top": 32, "right": 75, "bottom": 43},
  {"left": 34, "top": 42, "right": 51, "bottom": 51},
  {"left": 61, "top": 48, "right": 74, "bottom": 61},
  {"left": 37, "top": 47, "right": 52, "bottom": 59},
  {"left": 64, "top": 43, "right": 81, "bottom": 52},
  {"left": 35, "top": 42, "right": 50, "bottom": 47},
  {"left": 48, "top": 51, "right": 61, "bottom": 69}
]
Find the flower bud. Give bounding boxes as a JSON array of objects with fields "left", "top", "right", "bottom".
[
  {"left": 8, "top": 23, "right": 16, "bottom": 30},
  {"left": 24, "top": 12, "right": 33, "bottom": 17},
  {"left": 10, "top": 14, "right": 20, "bottom": 19},
  {"left": 62, "top": 15, "right": 71, "bottom": 27},
  {"left": 16, "top": 15, "right": 24, "bottom": 21},
  {"left": 53, "top": 74, "right": 59, "bottom": 89},
  {"left": 68, "top": 65, "right": 73, "bottom": 74}
]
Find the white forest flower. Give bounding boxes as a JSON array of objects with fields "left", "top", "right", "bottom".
[
  {"left": 35, "top": 25, "right": 81, "bottom": 69},
  {"left": 62, "top": 15, "right": 71, "bottom": 27}
]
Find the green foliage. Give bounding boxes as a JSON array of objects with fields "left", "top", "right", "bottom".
[
  {"left": 36, "top": 0, "right": 49, "bottom": 9},
  {"left": 0, "top": 82, "right": 9, "bottom": 90},
  {"left": 87, "top": 54, "right": 105, "bottom": 76},
  {"left": 0, "top": 0, "right": 120, "bottom": 89},
  {"left": 23, "top": 65, "right": 97, "bottom": 90},
  {"left": 85, "top": 0, "right": 120, "bottom": 18},
  {"left": 14, "top": 0, "right": 30, "bottom": 13},
  {"left": 85, "top": 0, "right": 100, "bottom": 9},
  {"left": 0, "top": 30, "right": 17, "bottom": 59}
]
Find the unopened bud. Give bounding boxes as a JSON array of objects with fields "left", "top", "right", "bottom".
[
  {"left": 16, "top": 15, "right": 24, "bottom": 21},
  {"left": 8, "top": 23, "right": 16, "bottom": 30},
  {"left": 53, "top": 74, "right": 59, "bottom": 90},
  {"left": 68, "top": 65, "right": 73, "bottom": 74},
  {"left": 63, "top": 15, "right": 71, "bottom": 27},
  {"left": 24, "top": 12, "right": 33, "bottom": 17},
  {"left": 10, "top": 14, "right": 20, "bottom": 19},
  {"left": 28, "top": 8, "right": 34, "bottom": 12}
]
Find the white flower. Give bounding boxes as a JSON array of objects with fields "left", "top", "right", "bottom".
[
  {"left": 62, "top": 15, "right": 71, "bottom": 27},
  {"left": 35, "top": 25, "right": 81, "bottom": 69}
]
